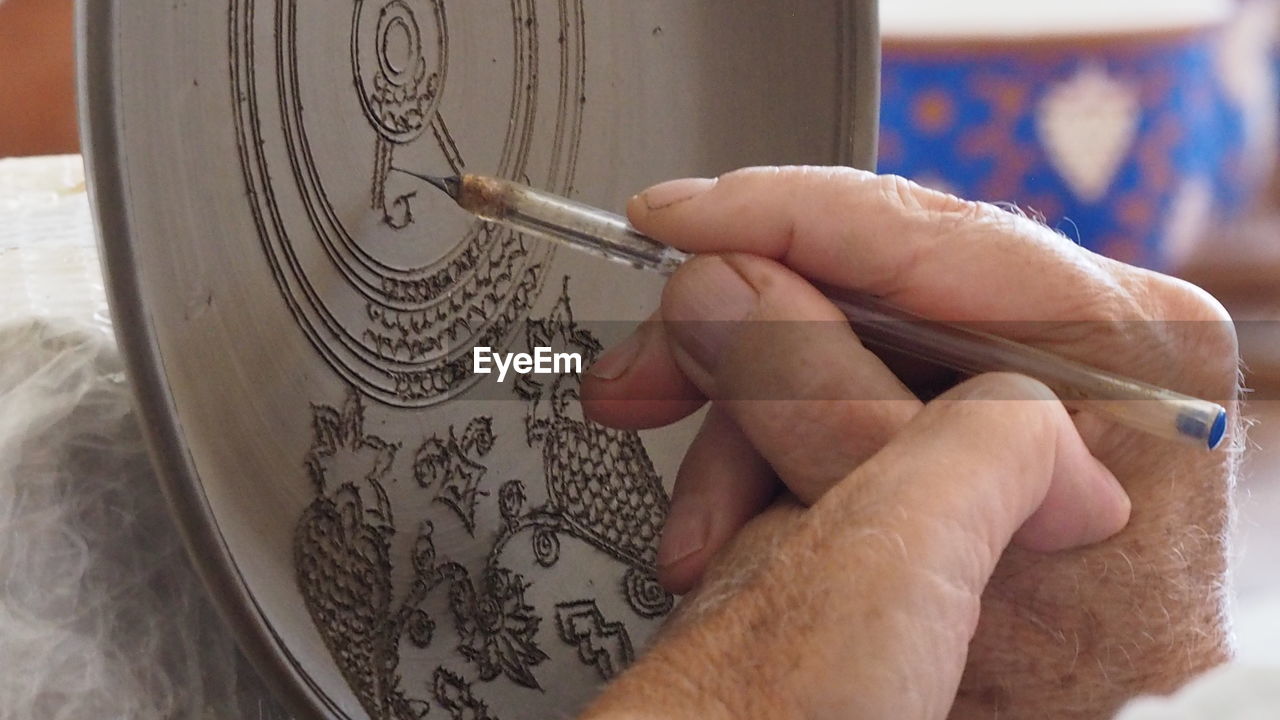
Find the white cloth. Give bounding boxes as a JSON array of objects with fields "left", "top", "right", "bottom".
[{"left": 1116, "top": 665, "right": 1280, "bottom": 719}]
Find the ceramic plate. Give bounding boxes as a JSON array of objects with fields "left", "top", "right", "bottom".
[{"left": 78, "top": 1, "right": 879, "bottom": 717}]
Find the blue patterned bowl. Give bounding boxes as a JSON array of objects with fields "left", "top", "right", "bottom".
[{"left": 878, "top": 1, "right": 1275, "bottom": 269}]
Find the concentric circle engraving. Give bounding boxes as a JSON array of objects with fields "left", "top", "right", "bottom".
[
  {"left": 232, "top": 0, "right": 587, "bottom": 407},
  {"left": 354, "top": 0, "right": 447, "bottom": 144}
]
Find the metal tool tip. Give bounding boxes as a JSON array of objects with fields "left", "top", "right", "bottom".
[
  {"left": 391, "top": 168, "right": 461, "bottom": 198},
  {"left": 427, "top": 174, "right": 462, "bottom": 198}
]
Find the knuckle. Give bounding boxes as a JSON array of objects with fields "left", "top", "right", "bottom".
[
  {"left": 1097, "top": 258, "right": 1233, "bottom": 323},
  {"left": 1148, "top": 277, "right": 1240, "bottom": 391},
  {"left": 1144, "top": 272, "right": 1235, "bottom": 326},
  {"left": 875, "top": 173, "right": 927, "bottom": 212},
  {"left": 867, "top": 177, "right": 993, "bottom": 293},
  {"left": 939, "top": 372, "right": 1065, "bottom": 442},
  {"left": 874, "top": 173, "right": 981, "bottom": 218},
  {"left": 1105, "top": 270, "right": 1240, "bottom": 390},
  {"left": 956, "top": 372, "right": 1057, "bottom": 403},
  {"left": 963, "top": 199, "right": 1047, "bottom": 239}
]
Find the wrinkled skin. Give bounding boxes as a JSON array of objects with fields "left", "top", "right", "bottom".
[{"left": 576, "top": 167, "right": 1240, "bottom": 720}]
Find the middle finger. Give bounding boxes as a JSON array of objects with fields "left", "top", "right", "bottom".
[{"left": 661, "top": 252, "right": 921, "bottom": 502}]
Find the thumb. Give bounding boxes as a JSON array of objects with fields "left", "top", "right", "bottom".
[
  {"left": 859, "top": 372, "right": 1132, "bottom": 558},
  {"left": 776, "top": 372, "right": 1131, "bottom": 717}
]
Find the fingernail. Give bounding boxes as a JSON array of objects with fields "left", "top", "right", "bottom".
[
  {"left": 664, "top": 257, "right": 759, "bottom": 376},
  {"left": 639, "top": 177, "right": 717, "bottom": 211},
  {"left": 658, "top": 499, "right": 709, "bottom": 568},
  {"left": 587, "top": 326, "right": 645, "bottom": 381}
]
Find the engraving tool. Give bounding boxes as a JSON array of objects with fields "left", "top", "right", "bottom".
[{"left": 398, "top": 169, "right": 1230, "bottom": 451}]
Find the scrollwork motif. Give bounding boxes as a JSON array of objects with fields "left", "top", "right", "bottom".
[{"left": 292, "top": 286, "right": 672, "bottom": 718}]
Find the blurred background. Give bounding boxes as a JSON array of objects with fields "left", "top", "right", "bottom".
[
  {"left": 0, "top": 0, "right": 77, "bottom": 157},
  {"left": 0, "top": 1, "right": 1278, "bottom": 714},
  {"left": 877, "top": 0, "right": 1280, "bottom": 664}
]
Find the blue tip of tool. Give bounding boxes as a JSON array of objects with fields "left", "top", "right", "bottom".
[{"left": 1207, "top": 409, "right": 1227, "bottom": 451}]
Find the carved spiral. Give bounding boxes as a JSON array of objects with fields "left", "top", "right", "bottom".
[
  {"left": 624, "top": 567, "right": 673, "bottom": 619},
  {"left": 498, "top": 480, "right": 526, "bottom": 526},
  {"left": 352, "top": 0, "right": 446, "bottom": 143},
  {"left": 531, "top": 527, "right": 560, "bottom": 568}
]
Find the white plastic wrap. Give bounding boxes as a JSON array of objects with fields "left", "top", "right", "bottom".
[{"left": 0, "top": 156, "right": 286, "bottom": 719}]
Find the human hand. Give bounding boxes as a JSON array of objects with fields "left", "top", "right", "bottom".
[
  {"left": 579, "top": 168, "right": 1240, "bottom": 719},
  {"left": 580, "top": 371, "right": 1130, "bottom": 720}
]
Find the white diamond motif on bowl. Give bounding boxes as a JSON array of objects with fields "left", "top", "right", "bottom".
[{"left": 1036, "top": 64, "right": 1141, "bottom": 204}]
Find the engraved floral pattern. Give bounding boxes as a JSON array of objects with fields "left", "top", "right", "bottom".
[
  {"left": 295, "top": 394, "right": 425, "bottom": 720},
  {"left": 434, "top": 668, "right": 497, "bottom": 720},
  {"left": 510, "top": 280, "right": 672, "bottom": 618},
  {"left": 449, "top": 567, "right": 549, "bottom": 689},
  {"left": 415, "top": 417, "right": 496, "bottom": 535},
  {"left": 292, "top": 285, "right": 668, "bottom": 718},
  {"left": 235, "top": 0, "right": 659, "bottom": 713},
  {"left": 306, "top": 392, "right": 400, "bottom": 498}
]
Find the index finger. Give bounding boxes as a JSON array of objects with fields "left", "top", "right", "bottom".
[{"left": 627, "top": 166, "right": 1140, "bottom": 326}]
